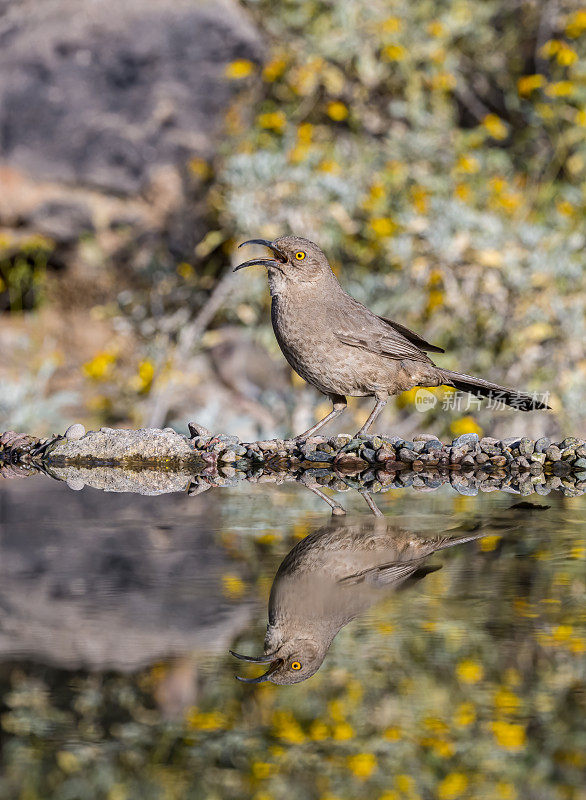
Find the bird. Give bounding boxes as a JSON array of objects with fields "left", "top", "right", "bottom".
[
  {"left": 230, "top": 516, "right": 485, "bottom": 684},
  {"left": 234, "top": 236, "right": 549, "bottom": 438}
]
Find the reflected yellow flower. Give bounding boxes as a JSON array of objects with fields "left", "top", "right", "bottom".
[
  {"left": 456, "top": 658, "right": 484, "bottom": 684},
  {"left": 222, "top": 573, "right": 246, "bottom": 599},
  {"left": 438, "top": 773, "right": 468, "bottom": 800},
  {"left": 492, "top": 720, "right": 526, "bottom": 750},
  {"left": 347, "top": 753, "right": 377, "bottom": 779}
]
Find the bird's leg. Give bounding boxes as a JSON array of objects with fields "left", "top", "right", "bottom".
[
  {"left": 358, "top": 489, "right": 384, "bottom": 517},
  {"left": 355, "top": 394, "right": 387, "bottom": 436},
  {"left": 300, "top": 475, "right": 346, "bottom": 516},
  {"left": 294, "top": 395, "right": 347, "bottom": 441}
]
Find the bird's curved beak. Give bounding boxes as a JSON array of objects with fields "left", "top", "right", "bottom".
[
  {"left": 233, "top": 239, "right": 287, "bottom": 272},
  {"left": 230, "top": 649, "right": 283, "bottom": 683}
]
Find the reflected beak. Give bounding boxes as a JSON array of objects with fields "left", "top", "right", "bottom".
[
  {"left": 234, "top": 658, "right": 284, "bottom": 684},
  {"left": 233, "top": 238, "right": 287, "bottom": 272},
  {"left": 230, "top": 649, "right": 283, "bottom": 683}
]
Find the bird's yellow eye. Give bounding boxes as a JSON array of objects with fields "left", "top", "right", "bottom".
[
  {"left": 291, "top": 661, "right": 302, "bottom": 670},
  {"left": 295, "top": 251, "right": 306, "bottom": 261}
]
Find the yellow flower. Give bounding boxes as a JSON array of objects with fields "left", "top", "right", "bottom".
[
  {"left": 222, "top": 573, "right": 246, "bottom": 599},
  {"left": 482, "top": 113, "right": 508, "bottom": 140},
  {"left": 428, "top": 21, "right": 445, "bottom": 37},
  {"left": 252, "top": 761, "right": 273, "bottom": 780},
  {"left": 494, "top": 688, "right": 521, "bottom": 714},
  {"left": 369, "top": 217, "right": 397, "bottom": 238},
  {"left": 395, "top": 775, "right": 414, "bottom": 793},
  {"left": 539, "top": 39, "right": 561, "bottom": 57},
  {"left": 454, "top": 182, "right": 471, "bottom": 202},
  {"left": 566, "top": 10, "right": 586, "bottom": 38},
  {"left": 480, "top": 535, "right": 502, "bottom": 552},
  {"left": 431, "top": 72, "right": 456, "bottom": 91},
  {"left": 319, "top": 159, "right": 341, "bottom": 173},
  {"left": 384, "top": 726, "right": 402, "bottom": 741},
  {"left": 438, "top": 773, "right": 468, "bottom": 800},
  {"left": 188, "top": 157, "right": 211, "bottom": 180},
  {"left": 333, "top": 722, "right": 355, "bottom": 740},
  {"left": 83, "top": 351, "right": 116, "bottom": 380},
  {"left": 327, "top": 101, "right": 349, "bottom": 121},
  {"left": 545, "top": 81, "right": 575, "bottom": 97},
  {"left": 454, "top": 702, "right": 476, "bottom": 727},
  {"left": 497, "top": 782, "right": 517, "bottom": 800},
  {"left": 257, "top": 111, "right": 286, "bottom": 132},
  {"left": 381, "top": 16, "right": 402, "bottom": 33},
  {"left": 347, "top": 753, "right": 377, "bottom": 779},
  {"left": 492, "top": 720, "right": 526, "bottom": 750},
  {"left": 310, "top": 720, "right": 329, "bottom": 741},
  {"left": 450, "top": 418, "right": 483, "bottom": 439},
  {"left": 517, "top": 74, "right": 544, "bottom": 96},
  {"left": 297, "top": 122, "right": 313, "bottom": 144},
  {"left": 410, "top": 185, "right": 429, "bottom": 214},
  {"left": 262, "top": 57, "right": 287, "bottom": 82},
  {"left": 456, "top": 658, "right": 484, "bottom": 684},
  {"left": 556, "top": 43, "right": 578, "bottom": 65},
  {"left": 185, "top": 709, "right": 226, "bottom": 730},
  {"left": 225, "top": 59, "right": 254, "bottom": 79},
  {"left": 456, "top": 155, "right": 480, "bottom": 173},
  {"left": 382, "top": 44, "right": 406, "bottom": 61}
]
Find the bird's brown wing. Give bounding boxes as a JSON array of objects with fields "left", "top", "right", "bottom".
[
  {"left": 338, "top": 558, "right": 431, "bottom": 587},
  {"left": 377, "top": 316, "right": 444, "bottom": 354}
]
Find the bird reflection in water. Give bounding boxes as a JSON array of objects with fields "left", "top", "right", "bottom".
[{"left": 231, "top": 515, "right": 484, "bottom": 684}]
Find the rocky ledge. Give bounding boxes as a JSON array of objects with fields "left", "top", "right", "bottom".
[{"left": 1, "top": 425, "right": 585, "bottom": 497}]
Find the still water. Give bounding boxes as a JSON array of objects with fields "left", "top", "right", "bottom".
[{"left": 0, "top": 474, "right": 584, "bottom": 799}]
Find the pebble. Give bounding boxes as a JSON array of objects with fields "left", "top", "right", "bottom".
[{"left": 64, "top": 424, "right": 86, "bottom": 441}]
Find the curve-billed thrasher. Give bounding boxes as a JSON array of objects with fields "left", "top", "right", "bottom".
[
  {"left": 231, "top": 517, "right": 484, "bottom": 684},
  {"left": 234, "top": 236, "right": 549, "bottom": 438}
]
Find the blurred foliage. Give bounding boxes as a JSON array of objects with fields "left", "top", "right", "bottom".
[
  {"left": 205, "top": 0, "right": 585, "bottom": 430},
  {"left": 0, "top": 360, "right": 77, "bottom": 432},
  {"left": 0, "top": 490, "right": 584, "bottom": 799},
  {"left": 0, "top": 235, "right": 52, "bottom": 313}
]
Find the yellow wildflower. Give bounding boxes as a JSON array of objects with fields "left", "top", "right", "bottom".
[
  {"left": 556, "top": 43, "right": 578, "bottom": 65},
  {"left": 395, "top": 775, "right": 415, "bottom": 793},
  {"left": 309, "top": 720, "right": 329, "bottom": 741},
  {"left": 454, "top": 182, "right": 471, "bottom": 202},
  {"left": 497, "top": 782, "right": 517, "bottom": 800},
  {"left": 225, "top": 59, "right": 254, "bottom": 79},
  {"left": 545, "top": 81, "right": 575, "bottom": 97},
  {"left": 185, "top": 709, "right": 226, "bottom": 730},
  {"left": 188, "top": 158, "right": 211, "bottom": 180},
  {"left": 539, "top": 39, "right": 561, "bottom": 57},
  {"left": 262, "top": 57, "right": 287, "bottom": 82},
  {"left": 428, "top": 21, "right": 445, "bottom": 37},
  {"left": 456, "top": 155, "right": 480, "bottom": 173},
  {"left": 492, "top": 720, "right": 526, "bottom": 750},
  {"left": 83, "top": 351, "right": 116, "bottom": 380},
  {"left": 410, "top": 185, "right": 429, "bottom": 214},
  {"left": 257, "top": 111, "right": 286, "bottom": 132},
  {"left": 517, "top": 74, "right": 544, "bottom": 96},
  {"left": 454, "top": 702, "right": 475, "bottom": 727},
  {"left": 456, "top": 658, "right": 484, "bottom": 684},
  {"left": 482, "top": 113, "right": 508, "bottom": 140},
  {"left": 382, "top": 44, "right": 406, "bottom": 61},
  {"left": 431, "top": 72, "right": 456, "bottom": 91},
  {"left": 327, "top": 101, "right": 349, "bottom": 121},
  {"left": 347, "top": 753, "right": 377, "bottom": 780},
  {"left": 222, "top": 573, "right": 246, "bottom": 599},
  {"left": 252, "top": 762, "right": 273, "bottom": 780},
  {"left": 494, "top": 688, "right": 521, "bottom": 714},
  {"left": 384, "top": 726, "right": 402, "bottom": 741},
  {"left": 480, "top": 535, "right": 502, "bottom": 552},
  {"left": 369, "top": 217, "right": 397, "bottom": 238},
  {"left": 381, "top": 16, "right": 402, "bottom": 33},
  {"left": 438, "top": 773, "right": 468, "bottom": 800},
  {"left": 333, "top": 722, "right": 355, "bottom": 740},
  {"left": 566, "top": 10, "right": 586, "bottom": 38},
  {"left": 451, "top": 418, "right": 483, "bottom": 439}
]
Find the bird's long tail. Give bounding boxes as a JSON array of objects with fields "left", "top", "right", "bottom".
[{"left": 438, "top": 369, "right": 550, "bottom": 411}]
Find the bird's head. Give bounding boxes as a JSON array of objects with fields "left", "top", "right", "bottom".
[
  {"left": 231, "top": 637, "right": 326, "bottom": 685},
  {"left": 234, "top": 236, "right": 332, "bottom": 284}
]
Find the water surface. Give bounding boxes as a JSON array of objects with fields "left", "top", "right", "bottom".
[{"left": 0, "top": 474, "right": 584, "bottom": 799}]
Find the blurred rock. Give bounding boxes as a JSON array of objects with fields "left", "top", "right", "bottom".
[{"left": 0, "top": 0, "right": 262, "bottom": 253}]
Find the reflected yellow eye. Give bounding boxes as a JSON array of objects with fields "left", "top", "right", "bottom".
[
  {"left": 295, "top": 251, "right": 306, "bottom": 260},
  {"left": 291, "top": 661, "right": 302, "bottom": 670}
]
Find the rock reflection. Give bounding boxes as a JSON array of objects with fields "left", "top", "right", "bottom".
[{"left": 232, "top": 516, "right": 485, "bottom": 684}]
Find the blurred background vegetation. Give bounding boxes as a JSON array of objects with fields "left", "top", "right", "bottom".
[{"left": 0, "top": 0, "right": 585, "bottom": 439}]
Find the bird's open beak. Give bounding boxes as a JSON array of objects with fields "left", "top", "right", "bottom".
[
  {"left": 230, "top": 649, "right": 283, "bottom": 683},
  {"left": 233, "top": 239, "right": 287, "bottom": 272}
]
